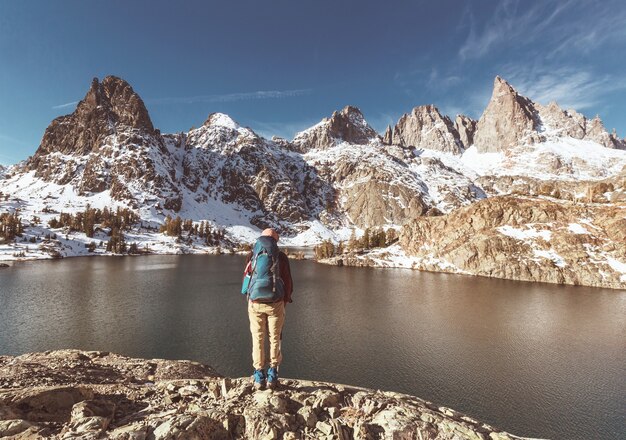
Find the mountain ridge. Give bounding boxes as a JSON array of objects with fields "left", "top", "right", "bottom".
[
  {"left": 13, "top": 75, "right": 625, "bottom": 164},
  {"left": 1, "top": 75, "right": 625, "bottom": 289}
]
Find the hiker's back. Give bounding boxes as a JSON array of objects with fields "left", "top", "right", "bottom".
[{"left": 248, "top": 236, "right": 285, "bottom": 302}]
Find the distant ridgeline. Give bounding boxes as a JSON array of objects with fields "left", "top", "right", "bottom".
[{"left": 0, "top": 75, "right": 625, "bottom": 288}]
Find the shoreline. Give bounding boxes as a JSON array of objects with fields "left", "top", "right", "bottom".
[{"left": 2, "top": 245, "right": 625, "bottom": 291}]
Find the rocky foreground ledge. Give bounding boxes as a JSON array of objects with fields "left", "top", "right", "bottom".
[{"left": 0, "top": 351, "right": 535, "bottom": 440}]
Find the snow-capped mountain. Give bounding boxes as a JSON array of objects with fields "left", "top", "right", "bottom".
[
  {"left": 291, "top": 105, "right": 380, "bottom": 152},
  {"left": 178, "top": 112, "right": 332, "bottom": 231},
  {"left": 1, "top": 75, "right": 625, "bottom": 288},
  {"left": 25, "top": 76, "right": 181, "bottom": 210},
  {"left": 473, "top": 76, "right": 626, "bottom": 152}
]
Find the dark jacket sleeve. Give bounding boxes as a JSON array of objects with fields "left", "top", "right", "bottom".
[
  {"left": 279, "top": 252, "right": 293, "bottom": 304},
  {"left": 243, "top": 251, "right": 252, "bottom": 281}
]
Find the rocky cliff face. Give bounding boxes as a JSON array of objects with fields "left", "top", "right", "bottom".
[
  {"left": 536, "top": 102, "right": 626, "bottom": 149},
  {"left": 24, "top": 76, "right": 181, "bottom": 208},
  {"left": 454, "top": 115, "right": 477, "bottom": 148},
  {"left": 0, "top": 350, "right": 523, "bottom": 440},
  {"left": 473, "top": 76, "right": 540, "bottom": 153},
  {"left": 181, "top": 113, "right": 332, "bottom": 231},
  {"left": 399, "top": 195, "right": 626, "bottom": 289},
  {"left": 476, "top": 169, "right": 626, "bottom": 204},
  {"left": 303, "top": 140, "right": 484, "bottom": 228},
  {"left": 34, "top": 76, "right": 156, "bottom": 158},
  {"left": 383, "top": 105, "right": 464, "bottom": 154},
  {"left": 291, "top": 106, "right": 379, "bottom": 152},
  {"left": 472, "top": 77, "right": 626, "bottom": 153}
]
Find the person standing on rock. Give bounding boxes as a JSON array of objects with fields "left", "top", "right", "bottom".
[{"left": 241, "top": 228, "right": 293, "bottom": 390}]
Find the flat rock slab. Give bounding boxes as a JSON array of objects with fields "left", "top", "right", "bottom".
[{"left": 0, "top": 350, "right": 539, "bottom": 439}]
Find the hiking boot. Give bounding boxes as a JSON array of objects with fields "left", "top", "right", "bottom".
[
  {"left": 267, "top": 366, "right": 279, "bottom": 390},
  {"left": 253, "top": 369, "right": 265, "bottom": 390}
]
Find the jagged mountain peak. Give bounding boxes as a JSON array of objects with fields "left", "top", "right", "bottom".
[
  {"left": 410, "top": 104, "right": 439, "bottom": 115},
  {"left": 383, "top": 125, "right": 393, "bottom": 145},
  {"left": 528, "top": 95, "right": 624, "bottom": 150},
  {"left": 384, "top": 104, "right": 464, "bottom": 154},
  {"left": 474, "top": 76, "right": 626, "bottom": 151},
  {"left": 473, "top": 76, "right": 540, "bottom": 153},
  {"left": 203, "top": 112, "right": 240, "bottom": 130},
  {"left": 23, "top": 75, "right": 174, "bottom": 201},
  {"left": 545, "top": 101, "right": 561, "bottom": 110},
  {"left": 328, "top": 105, "right": 377, "bottom": 139},
  {"left": 332, "top": 105, "right": 366, "bottom": 121},
  {"left": 33, "top": 75, "right": 156, "bottom": 159},
  {"left": 491, "top": 76, "right": 534, "bottom": 102},
  {"left": 493, "top": 75, "right": 516, "bottom": 94},
  {"left": 455, "top": 114, "right": 477, "bottom": 148},
  {"left": 81, "top": 75, "right": 155, "bottom": 132},
  {"left": 292, "top": 105, "right": 379, "bottom": 151},
  {"left": 490, "top": 75, "right": 529, "bottom": 102}
]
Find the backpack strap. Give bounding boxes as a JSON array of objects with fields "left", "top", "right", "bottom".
[
  {"left": 271, "top": 254, "right": 280, "bottom": 293},
  {"left": 251, "top": 248, "right": 267, "bottom": 276}
]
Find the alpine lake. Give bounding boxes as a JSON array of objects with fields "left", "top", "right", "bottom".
[{"left": 0, "top": 254, "right": 624, "bottom": 440}]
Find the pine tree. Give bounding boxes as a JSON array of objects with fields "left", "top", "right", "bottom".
[
  {"left": 83, "top": 207, "right": 96, "bottom": 238},
  {"left": 385, "top": 228, "right": 398, "bottom": 246},
  {"left": 348, "top": 228, "right": 357, "bottom": 252},
  {"left": 106, "top": 227, "right": 126, "bottom": 253},
  {"left": 373, "top": 228, "right": 386, "bottom": 248},
  {"left": 0, "top": 212, "right": 22, "bottom": 241},
  {"left": 314, "top": 240, "right": 336, "bottom": 260},
  {"left": 361, "top": 228, "right": 371, "bottom": 249}
]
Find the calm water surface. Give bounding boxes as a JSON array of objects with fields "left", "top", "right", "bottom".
[{"left": 0, "top": 255, "right": 624, "bottom": 439}]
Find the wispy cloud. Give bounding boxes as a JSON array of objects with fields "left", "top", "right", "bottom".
[
  {"left": 546, "top": 6, "right": 626, "bottom": 58},
  {"left": 458, "top": 0, "right": 625, "bottom": 61},
  {"left": 427, "top": 68, "right": 462, "bottom": 90},
  {"left": 456, "top": 0, "right": 626, "bottom": 122},
  {"left": 52, "top": 101, "right": 79, "bottom": 110},
  {"left": 148, "top": 88, "right": 312, "bottom": 105},
  {"left": 502, "top": 65, "right": 626, "bottom": 110},
  {"left": 52, "top": 89, "right": 312, "bottom": 109},
  {"left": 394, "top": 67, "right": 463, "bottom": 96}
]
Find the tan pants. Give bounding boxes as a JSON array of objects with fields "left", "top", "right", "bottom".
[{"left": 248, "top": 300, "right": 285, "bottom": 370}]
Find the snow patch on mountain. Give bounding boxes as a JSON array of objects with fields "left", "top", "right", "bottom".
[
  {"left": 533, "top": 249, "right": 567, "bottom": 268},
  {"left": 428, "top": 137, "right": 626, "bottom": 182},
  {"left": 497, "top": 225, "right": 552, "bottom": 241},
  {"left": 205, "top": 112, "right": 240, "bottom": 130},
  {"left": 2, "top": 75, "right": 626, "bottom": 279},
  {"left": 567, "top": 223, "right": 589, "bottom": 234}
]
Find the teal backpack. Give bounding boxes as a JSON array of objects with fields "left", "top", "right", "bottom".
[{"left": 244, "top": 236, "right": 284, "bottom": 302}]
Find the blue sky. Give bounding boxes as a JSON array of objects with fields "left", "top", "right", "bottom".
[{"left": 1, "top": 0, "right": 625, "bottom": 164}]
